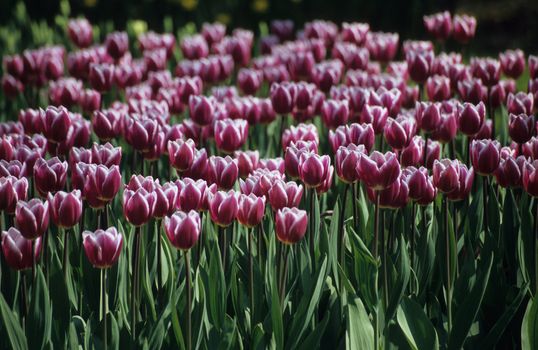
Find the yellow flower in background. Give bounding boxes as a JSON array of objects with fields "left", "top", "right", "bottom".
[
  {"left": 252, "top": 0, "right": 269, "bottom": 13},
  {"left": 131, "top": 20, "right": 148, "bottom": 36},
  {"left": 84, "top": 0, "right": 98, "bottom": 7},
  {"left": 215, "top": 13, "right": 231, "bottom": 25},
  {"left": 180, "top": 0, "right": 198, "bottom": 11}
]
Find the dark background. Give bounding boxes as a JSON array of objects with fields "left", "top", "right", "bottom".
[{"left": 1, "top": 0, "right": 537, "bottom": 55}]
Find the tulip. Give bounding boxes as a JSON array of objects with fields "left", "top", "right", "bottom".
[
  {"left": 0, "top": 176, "right": 28, "bottom": 214},
  {"left": 321, "top": 99, "right": 349, "bottom": 129},
  {"left": 240, "top": 171, "right": 279, "bottom": 197},
  {"left": 430, "top": 111, "right": 457, "bottom": 144},
  {"left": 457, "top": 102, "right": 486, "bottom": 136},
  {"left": 270, "top": 83, "right": 295, "bottom": 115},
  {"left": 405, "top": 167, "right": 437, "bottom": 206},
  {"left": 123, "top": 188, "right": 156, "bottom": 227},
  {"left": 424, "top": 11, "right": 452, "bottom": 41},
  {"left": 214, "top": 119, "right": 249, "bottom": 153},
  {"left": 384, "top": 117, "right": 416, "bottom": 150},
  {"left": 426, "top": 75, "right": 451, "bottom": 102},
  {"left": 506, "top": 92, "right": 534, "bottom": 115},
  {"left": 366, "top": 173, "right": 409, "bottom": 209},
  {"left": 458, "top": 78, "right": 487, "bottom": 104},
  {"left": 452, "top": 14, "right": 476, "bottom": 43},
  {"left": 275, "top": 207, "right": 308, "bottom": 245},
  {"left": 68, "top": 18, "right": 93, "bottom": 48},
  {"left": 299, "top": 153, "right": 331, "bottom": 188},
  {"left": 48, "top": 190, "right": 83, "bottom": 228},
  {"left": 406, "top": 50, "right": 434, "bottom": 84},
  {"left": 105, "top": 31, "right": 129, "bottom": 60},
  {"left": 153, "top": 182, "right": 179, "bottom": 219},
  {"left": 445, "top": 163, "right": 475, "bottom": 201},
  {"left": 208, "top": 190, "right": 238, "bottom": 227},
  {"left": 1, "top": 227, "right": 42, "bottom": 271},
  {"left": 43, "top": 106, "right": 71, "bottom": 144},
  {"left": 356, "top": 151, "right": 401, "bottom": 190},
  {"left": 176, "top": 178, "right": 207, "bottom": 212},
  {"left": 472, "top": 119, "right": 493, "bottom": 140},
  {"left": 0, "top": 160, "right": 26, "bottom": 178},
  {"left": 415, "top": 102, "right": 441, "bottom": 133},
  {"left": 433, "top": 159, "right": 461, "bottom": 194},
  {"left": 268, "top": 180, "right": 303, "bottom": 212},
  {"left": 335, "top": 144, "right": 365, "bottom": 183},
  {"left": 92, "top": 109, "right": 123, "bottom": 141},
  {"left": 2, "top": 75, "right": 23, "bottom": 98},
  {"left": 189, "top": 95, "right": 215, "bottom": 126},
  {"left": 89, "top": 64, "right": 115, "bottom": 92},
  {"left": 281, "top": 123, "right": 319, "bottom": 151},
  {"left": 523, "top": 160, "right": 538, "bottom": 197},
  {"left": 235, "top": 150, "right": 259, "bottom": 178},
  {"left": 161, "top": 210, "right": 201, "bottom": 251},
  {"left": 237, "top": 194, "right": 266, "bottom": 227},
  {"left": 238, "top": 68, "right": 263, "bottom": 95},
  {"left": 69, "top": 147, "right": 92, "bottom": 168},
  {"left": 18, "top": 108, "right": 44, "bottom": 135},
  {"left": 84, "top": 165, "right": 122, "bottom": 210},
  {"left": 359, "top": 105, "right": 388, "bottom": 134},
  {"left": 258, "top": 158, "right": 285, "bottom": 174},
  {"left": 124, "top": 116, "right": 162, "bottom": 153},
  {"left": 495, "top": 155, "right": 525, "bottom": 188},
  {"left": 33, "top": 157, "right": 68, "bottom": 197},
  {"left": 509, "top": 113, "right": 534, "bottom": 144},
  {"left": 168, "top": 139, "right": 196, "bottom": 172},
  {"left": 183, "top": 149, "right": 208, "bottom": 180},
  {"left": 91, "top": 143, "right": 122, "bottom": 167},
  {"left": 470, "top": 58, "right": 500, "bottom": 87},
  {"left": 471, "top": 139, "right": 501, "bottom": 175},
  {"left": 15, "top": 199, "right": 49, "bottom": 240},
  {"left": 82, "top": 227, "right": 123, "bottom": 268},
  {"left": 208, "top": 156, "right": 239, "bottom": 190},
  {"left": 499, "top": 49, "right": 525, "bottom": 79}
]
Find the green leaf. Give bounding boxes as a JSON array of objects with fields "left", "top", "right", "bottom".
[
  {"left": 26, "top": 268, "right": 52, "bottom": 350},
  {"left": 346, "top": 297, "right": 374, "bottom": 350},
  {"left": 298, "top": 310, "right": 331, "bottom": 350},
  {"left": 386, "top": 236, "right": 411, "bottom": 323},
  {"left": 397, "top": 297, "right": 439, "bottom": 350},
  {"left": 0, "top": 292, "right": 28, "bottom": 350},
  {"left": 522, "top": 296, "right": 538, "bottom": 350},
  {"left": 448, "top": 247, "right": 494, "bottom": 350},
  {"left": 270, "top": 279, "right": 283, "bottom": 350}
]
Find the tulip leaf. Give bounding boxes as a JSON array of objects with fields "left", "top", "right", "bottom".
[
  {"left": 522, "top": 296, "right": 538, "bottom": 350},
  {"left": 0, "top": 292, "right": 28, "bottom": 350},
  {"left": 26, "top": 268, "right": 52, "bottom": 350},
  {"left": 396, "top": 297, "right": 439, "bottom": 350},
  {"left": 386, "top": 235, "right": 410, "bottom": 324},
  {"left": 270, "top": 279, "right": 283, "bottom": 350},
  {"left": 346, "top": 297, "right": 374, "bottom": 350},
  {"left": 298, "top": 309, "right": 331, "bottom": 350}
]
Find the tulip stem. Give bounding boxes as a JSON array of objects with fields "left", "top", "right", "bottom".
[
  {"left": 248, "top": 227, "right": 254, "bottom": 331},
  {"left": 278, "top": 114, "right": 286, "bottom": 155},
  {"left": 444, "top": 196, "right": 453, "bottom": 334},
  {"left": 278, "top": 244, "right": 290, "bottom": 310},
  {"left": 101, "top": 268, "right": 108, "bottom": 350},
  {"left": 43, "top": 229, "right": 49, "bottom": 285},
  {"left": 423, "top": 133, "right": 429, "bottom": 168},
  {"left": 309, "top": 189, "right": 316, "bottom": 266},
  {"left": 373, "top": 191, "right": 380, "bottom": 350},
  {"left": 184, "top": 250, "right": 192, "bottom": 350},
  {"left": 219, "top": 226, "right": 226, "bottom": 269},
  {"left": 31, "top": 239, "right": 36, "bottom": 283},
  {"left": 131, "top": 226, "right": 142, "bottom": 340},
  {"left": 487, "top": 87, "right": 495, "bottom": 138},
  {"left": 62, "top": 228, "right": 69, "bottom": 281},
  {"left": 534, "top": 200, "right": 538, "bottom": 295},
  {"left": 483, "top": 176, "right": 489, "bottom": 237},
  {"left": 258, "top": 223, "right": 264, "bottom": 271},
  {"left": 352, "top": 183, "right": 359, "bottom": 231},
  {"left": 156, "top": 219, "right": 162, "bottom": 296},
  {"left": 338, "top": 184, "right": 350, "bottom": 284},
  {"left": 20, "top": 272, "right": 28, "bottom": 322},
  {"left": 197, "top": 212, "right": 203, "bottom": 268},
  {"left": 411, "top": 203, "right": 416, "bottom": 276}
]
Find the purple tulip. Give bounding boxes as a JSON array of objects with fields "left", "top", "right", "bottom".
[
  {"left": 471, "top": 139, "right": 501, "bottom": 175},
  {"left": 123, "top": 188, "right": 156, "bottom": 227},
  {"left": 275, "top": 207, "right": 308, "bottom": 244},
  {"left": 15, "top": 199, "right": 49, "bottom": 240},
  {"left": 83, "top": 227, "right": 123, "bottom": 268},
  {"left": 356, "top": 151, "right": 401, "bottom": 190},
  {"left": 48, "top": 190, "right": 83, "bottom": 228},
  {"left": 33, "top": 157, "right": 68, "bottom": 196},
  {"left": 1, "top": 228, "right": 42, "bottom": 270},
  {"left": 208, "top": 190, "right": 238, "bottom": 227}
]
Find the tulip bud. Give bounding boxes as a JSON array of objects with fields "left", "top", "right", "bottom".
[
  {"left": 0, "top": 160, "right": 26, "bottom": 178},
  {"left": 105, "top": 31, "right": 129, "bottom": 60},
  {"left": 91, "top": 143, "right": 122, "bottom": 167},
  {"left": 183, "top": 149, "right": 208, "bottom": 180},
  {"left": 298, "top": 152, "right": 331, "bottom": 188},
  {"left": 208, "top": 156, "right": 239, "bottom": 190},
  {"left": 359, "top": 152, "right": 400, "bottom": 192},
  {"left": 500, "top": 49, "right": 525, "bottom": 79},
  {"left": 405, "top": 167, "right": 436, "bottom": 205},
  {"left": 48, "top": 190, "right": 83, "bottom": 228},
  {"left": 68, "top": 18, "right": 93, "bottom": 48},
  {"left": 433, "top": 159, "right": 460, "bottom": 194},
  {"left": 470, "top": 58, "right": 500, "bottom": 87},
  {"left": 426, "top": 75, "right": 451, "bottom": 101},
  {"left": 384, "top": 117, "right": 416, "bottom": 150},
  {"left": 176, "top": 178, "right": 209, "bottom": 212},
  {"left": 15, "top": 199, "right": 49, "bottom": 240},
  {"left": 506, "top": 92, "right": 534, "bottom": 115},
  {"left": 453, "top": 14, "right": 476, "bottom": 43},
  {"left": 406, "top": 50, "right": 434, "bottom": 84},
  {"left": 457, "top": 102, "right": 486, "bottom": 136},
  {"left": 33, "top": 157, "right": 68, "bottom": 196},
  {"left": 83, "top": 227, "right": 123, "bottom": 268},
  {"left": 43, "top": 106, "right": 72, "bottom": 144},
  {"left": 168, "top": 139, "right": 196, "bottom": 172},
  {"left": 92, "top": 109, "right": 123, "bottom": 141},
  {"left": 423, "top": 11, "right": 452, "bottom": 40},
  {"left": 208, "top": 190, "right": 238, "bottom": 227},
  {"left": 509, "top": 113, "right": 534, "bottom": 144},
  {"left": 258, "top": 158, "right": 285, "bottom": 174},
  {"left": 235, "top": 150, "right": 259, "bottom": 178},
  {"left": 237, "top": 194, "right": 266, "bottom": 227},
  {"left": 0, "top": 176, "right": 28, "bottom": 214},
  {"left": 189, "top": 95, "right": 214, "bottom": 126},
  {"left": 471, "top": 139, "right": 501, "bottom": 175},
  {"left": 89, "top": 63, "right": 115, "bottom": 92},
  {"left": 1, "top": 228, "right": 42, "bottom": 270},
  {"left": 445, "top": 162, "right": 475, "bottom": 201},
  {"left": 214, "top": 119, "right": 249, "bottom": 153},
  {"left": 123, "top": 188, "right": 156, "bottom": 227},
  {"left": 321, "top": 99, "right": 349, "bottom": 129},
  {"left": 270, "top": 83, "right": 294, "bottom": 115},
  {"left": 268, "top": 180, "right": 303, "bottom": 212},
  {"left": 495, "top": 155, "right": 525, "bottom": 188},
  {"left": 275, "top": 207, "right": 308, "bottom": 244},
  {"left": 415, "top": 102, "right": 441, "bottom": 132},
  {"left": 153, "top": 182, "right": 179, "bottom": 218},
  {"left": 164, "top": 210, "right": 201, "bottom": 250},
  {"left": 359, "top": 105, "right": 388, "bottom": 134},
  {"left": 335, "top": 144, "right": 365, "bottom": 183},
  {"left": 430, "top": 110, "right": 457, "bottom": 144}
]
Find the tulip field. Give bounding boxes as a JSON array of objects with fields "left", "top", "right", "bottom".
[{"left": 2, "top": 6, "right": 538, "bottom": 349}]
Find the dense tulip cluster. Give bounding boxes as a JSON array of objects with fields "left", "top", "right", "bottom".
[{"left": 1, "top": 9, "right": 537, "bottom": 350}]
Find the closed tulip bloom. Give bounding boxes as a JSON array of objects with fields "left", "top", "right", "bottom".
[
  {"left": 335, "top": 144, "right": 365, "bottom": 183},
  {"left": 91, "top": 143, "right": 122, "bottom": 167},
  {"left": 105, "top": 31, "right": 129, "bottom": 60},
  {"left": 208, "top": 190, "right": 238, "bottom": 227},
  {"left": 471, "top": 140, "right": 501, "bottom": 175},
  {"left": 270, "top": 83, "right": 295, "bottom": 115},
  {"left": 182, "top": 149, "right": 208, "bottom": 180},
  {"left": 431, "top": 111, "right": 457, "bottom": 144},
  {"left": 209, "top": 156, "right": 239, "bottom": 190},
  {"left": 1, "top": 228, "right": 42, "bottom": 270},
  {"left": 86, "top": 165, "right": 122, "bottom": 207},
  {"left": 124, "top": 117, "right": 161, "bottom": 152},
  {"left": 125, "top": 175, "right": 158, "bottom": 192},
  {"left": 298, "top": 153, "right": 331, "bottom": 188},
  {"left": 189, "top": 95, "right": 214, "bottom": 126},
  {"left": 415, "top": 102, "right": 441, "bottom": 132},
  {"left": 153, "top": 182, "right": 179, "bottom": 218},
  {"left": 69, "top": 147, "right": 92, "bottom": 168},
  {"left": 446, "top": 163, "right": 475, "bottom": 201},
  {"left": 523, "top": 138, "right": 538, "bottom": 160},
  {"left": 2, "top": 75, "right": 23, "bottom": 98},
  {"left": 457, "top": 102, "right": 486, "bottom": 136},
  {"left": 347, "top": 123, "right": 375, "bottom": 153},
  {"left": 384, "top": 117, "right": 416, "bottom": 150},
  {"left": 506, "top": 92, "right": 534, "bottom": 115},
  {"left": 406, "top": 50, "right": 434, "bottom": 84},
  {"left": 472, "top": 119, "right": 493, "bottom": 140},
  {"left": 458, "top": 78, "right": 487, "bottom": 104},
  {"left": 235, "top": 150, "right": 259, "bottom": 178},
  {"left": 453, "top": 14, "right": 476, "bottom": 43},
  {"left": 0, "top": 136, "right": 13, "bottom": 161},
  {"left": 424, "top": 11, "right": 452, "bottom": 40},
  {"left": 123, "top": 188, "right": 156, "bottom": 227},
  {"left": 405, "top": 167, "right": 437, "bottom": 205},
  {"left": 168, "top": 139, "right": 196, "bottom": 172},
  {"left": 367, "top": 173, "right": 409, "bottom": 209},
  {"left": 470, "top": 58, "right": 500, "bottom": 87},
  {"left": 176, "top": 178, "right": 207, "bottom": 212},
  {"left": 426, "top": 75, "right": 451, "bottom": 101},
  {"left": 357, "top": 151, "right": 401, "bottom": 190},
  {"left": 91, "top": 109, "right": 123, "bottom": 141},
  {"left": 495, "top": 155, "right": 525, "bottom": 188},
  {"left": 83, "top": 227, "right": 123, "bottom": 268},
  {"left": 43, "top": 106, "right": 71, "bottom": 143},
  {"left": 321, "top": 99, "right": 349, "bottom": 129},
  {"left": 523, "top": 160, "right": 538, "bottom": 196},
  {"left": 268, "top": 180, "right": 303, "bottom": 211},
  {"left": 359, "top": 105, "right": 388, "bottom": 134},
  {"left": 258, "top": 158, "right": 285, "bottom": 174},
  {"left": 238, "top": 68, "right": 263, "bottom": 95},
  {"left": 33, "top": 157, "right": 68, "bottom": 197},
  {"left": 15, "top": 199, "right": 49, "bottom": 240},
  {"left": 500, "top": 49, "right": 525, "bottom": 79},
  {"left": 164, "top": 210, "right": 201, "bottom": 250},
  {"left": 433, "top": 159, "right": 460, "bottom": 194},
  {"left": 400, "top": 136, "right": 423, "bottom": 168},
  {"left": 237, "top": 194, "right": 266, "bottom": 227},
  {"left": 509, "top": 113, "right": 534, "bottom": 144},
  {"left": 48, "top": 190, "right": 82, "bottom": 228},
  {"left": 214, "top": 119, "right": 249, "bottom": 153},
  {"left": 275, "top": 207, "right": 308, "bottom": 244},
  {"left": 89, "top": 64, "right": 114, "bottom": 92},
  {"left": 18, "top": 108, "right": 45, "bottom": 135},
  {"left": 0, "top": 160, "right": 26, "bottom": 178},
  {"left": 67, "top": 18, "right": 93, "bottom": 48},
  {"left": 0, "top": 176, "right": 28, "bottom": 214},
  {"left": 281, "top": 123, "right": 319, "bottom": 151}
]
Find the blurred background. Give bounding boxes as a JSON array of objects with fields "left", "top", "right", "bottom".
[{"left": 0, "top": 0, "right": 537, "bottom": 55}]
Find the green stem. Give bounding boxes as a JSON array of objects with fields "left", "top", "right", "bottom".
[
  {"left": 373, "top": 191, "right": 380, "bottom": 350},
  {"left": 444, "top": 196, "right": 453, "bottom": 333},
  {"left": 101, "top": 268, "right": 108, "bottom": 350},
  {"left": 62, "top": 228, "right": 69, "bottom": 281},
  {"left": 352, "top": 182, "right": 359, "bottom": 231},
  {"left": 278, "top": 245, "right": 290, "bottom": 310},
  {"left": 338, "top": 184, "right": 350, "bottom": 278},
  {"left": 31, "top": 239, "right": 36, "bottom": 283},
  {"left": 131, "top": 226, "right": 142, "bottom": 340},
  {"left": 157, "top": 219, "right": 162, "bottom": 295},
  {"left": 483, "top": 176, "right": 489, "bottom": 237},
  {"left": 248, "top": 227, "right": 255, "bottom": 331},
  {"left": 184, "top": 250, "right": 192, "bottom": 350}
]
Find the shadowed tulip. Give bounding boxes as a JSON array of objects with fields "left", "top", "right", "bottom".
[
  {"left": 43, "top": 106, "right": 71, "bottom": 144},
  {"left": 367, "top": 173, "right": 409, "bottom": 209},
  {"left": 208, "top": 190, "right": 238, "bottom": 227},
  {"left": 168, "top": 139, "right": 197, "bottom": 172},
  {"left": 0, "top": 176, "right": 28, "bottom": 214},
  {"left": 495, "top": 155, "right": 525, "bottom": 188},
  {"left": 275, "top": 207, "right": 308, "bottom": 244},
  {"left": 33, "top": 157, "right": 68, "bottom": 196},
  {"left": 384, "top": 117, "right": 416, "bottom": 150},
  {"left": 405, "top": 166, "right": 437, "bottom": 205},
  {"left": 523, "top": 160, "right": 538, "bottom": 197},
  {"left": 457, "top": 102, "right": 486, "bottom": 136},
  {"left": 83, "top": 227, "right": 123, "bottom": 268},
  {"left": 509, "top": 113, "right": 534, "bottom": 144},
  {"left": 15, "top": 199, "right": 49, "bottom": 240},
  {"left": 433, "top": 159, "right": 460, "bottom": 194},
  {"left": 424, "top": 11, "right": 452, "bottom": 40},
  {"left": 235, "top": 150, "right": 259, "bottom": 178},
  {"left": 237, "top": 194, "right": 266, "bottom": 227},
  {"left": 471, "top": 139, "right": 501, "bottom": 175},
  {"left": 446, "top": 163, "right": 474, "bottom": 201},
  {"left": 452, "top": 14, "right": 476, "bottom": 43},
  {"left": 356, "top": 151, "right": 401, "bottom": 190},
  {"left": 164, "top": 210, "right": 201, "bottom": 250},
  {"left": 1, "top": 228, "right": 42, "bottom": 270},
  {"left": 500, "top": 49, "right": 525, "bottom": 79},
  {"left": 48, "top": 190, "right": 83, "bottom": 228},
  {"left": 123, "top": 188, "right": 156, "bottom": 227},
  {"left": 105, "top": 31, "right": 129, "bottom": 60},
  {"left": 153, "top": 182, "right": 179, "bottom": 218}
]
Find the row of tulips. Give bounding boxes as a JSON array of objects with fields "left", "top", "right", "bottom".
[{"left": 1, "top": 8, "right": 538, "bottom": 350}]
